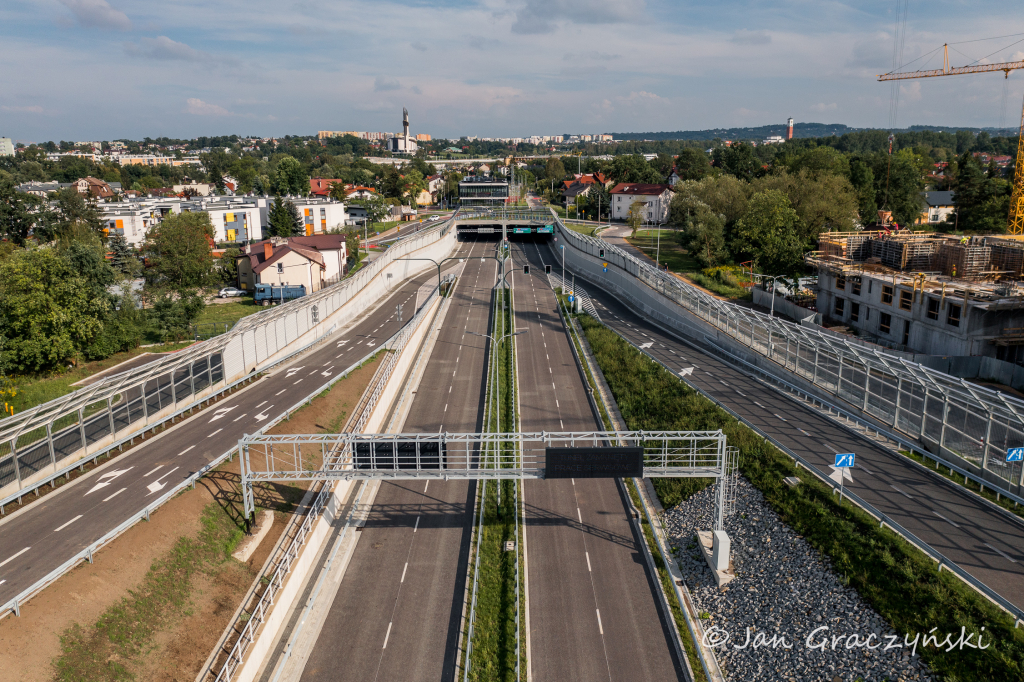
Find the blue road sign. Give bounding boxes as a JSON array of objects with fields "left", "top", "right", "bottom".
[
  {"left": 835, "top": 453, "right": 856, "bottom": 468},
  {"left": 1008, "top": 447, "right": 1024, "bottom": 463},
  {"left": 568, "top": 295, "right": 575, "bottom": 303}
]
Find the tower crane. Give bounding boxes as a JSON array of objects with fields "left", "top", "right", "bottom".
[{"left": 878, "top": 44, "right": 1024, "bottom": 235}]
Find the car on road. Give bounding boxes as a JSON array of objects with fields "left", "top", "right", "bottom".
[
  {"left": 427, "top": 215, "right": 441, "bottom": 222},
  {"left": 218, "top": 287, "right": 247, "bottom": 298}
]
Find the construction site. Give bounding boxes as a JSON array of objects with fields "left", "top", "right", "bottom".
[{"left": 806, "top": 219, "right": 1024, "bottom": 361}]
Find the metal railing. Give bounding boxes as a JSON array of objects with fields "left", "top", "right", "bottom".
[
  {"left": 551, "top": 212, "right": 1024, "bottom": 494},
  {"left": 0, "top": 211, "right": 460, "bottom": 503}
]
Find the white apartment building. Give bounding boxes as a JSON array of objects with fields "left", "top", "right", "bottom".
[
  {"left": 0, "top": 138, "right": 14, "bottom": 156},
  {"left": 609, "top": 183, "right": 673, "bottom": 224}
]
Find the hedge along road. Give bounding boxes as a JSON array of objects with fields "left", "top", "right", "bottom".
[
  {"left": 510, "top": 239, "right": 685, "bottom": 682},
  {"left": 580, "top": 279, "right": 1024, "bottom": 614},
  {"left": 0, "top": 260, "right": 465, "bottom": 611},
  {"left": 295, "top": 237, "right": 497, "bottom": 682}
]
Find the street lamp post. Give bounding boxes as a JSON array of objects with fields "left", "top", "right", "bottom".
[
  {"left": 752, "top": 272, "right": 789, "bottom": 357},
  {"left": 560, "top": 244, "right": 565, "bottom": 292}
]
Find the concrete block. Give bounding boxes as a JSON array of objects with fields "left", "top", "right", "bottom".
[
  {"left": 233, "top": 509, "right": 274, "bottom": 563},
  {"left": 712, "top": 530, "right": 730, "bottom": 571},
  {"left": 783, "top": 476, "right": 801, "bottom": 488},
  {"left": 697, "top": 530, "right": 735, "bottom": 588}
]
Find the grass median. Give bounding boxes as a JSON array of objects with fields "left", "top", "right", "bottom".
[{"left": 578, "top": 314, "right": 1024, "bottom": 682}]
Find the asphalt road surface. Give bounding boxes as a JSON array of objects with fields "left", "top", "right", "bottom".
[
  {"left": 299, "top": 238, "right": 497, "bottom": 682},
  {"left": 510, "top": 240, "right": 684, "bottom": 682},
  {"left": 0, "top": 260, "right": 463, "bottom": 607},
  {"left": 580, "top": 274, "right": 1024, "bottom": 613}
]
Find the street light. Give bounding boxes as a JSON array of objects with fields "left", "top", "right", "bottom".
[
  {"left": 751, "top": 272, "right": 790, "bottom": 358},
  {"left": 469, "top": 328, "right": 528, "bottom": 436}
]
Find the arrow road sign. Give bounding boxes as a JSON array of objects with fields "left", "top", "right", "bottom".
[
  {"left": 85, "top": 467, "right": 134, "bottom": 495},
  {"left": 639, "top": 342, "right": 653, "bottom": 349},
  {"left": 834, "top": 453, "right": 856, "bottom": 468},
  {"left": 209, "top": 406, "right": 238, "bottom": 422},
  {"left": 679, "top": 367, "right": 694, "bottom": 377},
  {"left": 146, "top": 467, "right": 179, "bottom": 495},
  {"left": 254, "top": 406, "right": 272, "bottom": 422},
  {"left": 1008, "top": 447, "right": 1024, "bottom": 463}
]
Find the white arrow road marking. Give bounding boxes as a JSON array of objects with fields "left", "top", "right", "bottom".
[
  {"left": 146, "top": 467, "right": 179, "bottom": 495},
  {"left": 254, "top": 407, "right": 273, "bottom": 422},
  {"left": 336, "top": 339, "right": 348, "bottom": 347},
  {"left": 0, "top": 547, "right": 30, "bottom": 568},
  {"left": 285, "top": 367, "right": 305, "bottom": 378},
  {"left": 679, "top": 367, "right": 693, "bottom": 377},
  {"left": 639, "top": 342, "right": 652, "bottom": 349},
  {"left": 828, "top": 467, "right": 853, "bottom": 484},
  {"left": 366, "top": 341, "right": 376, "bottom": 348},
  {"left": 208, "top": 406, "right": 238, "bottom": 422},
  {"left": 85, "top": 467, "right": 135, "bottom": 495},
  {"left": 54, "top": 515, "right": 83, "bottom": 532},
  {"left": 321, "top": 366, "right": 334, "bottom": 377}
]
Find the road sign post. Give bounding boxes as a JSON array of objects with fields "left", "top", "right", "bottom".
[
  {"left": 1008, "top": 447, "right": 1024, "bottom": 463},
  {"left": 831, "top": 453, "right": 855, "bottom": 504}
]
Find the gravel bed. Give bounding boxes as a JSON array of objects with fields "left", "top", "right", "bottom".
[{"left": 663, "top": 477, "right": 934, "bottom": 682}]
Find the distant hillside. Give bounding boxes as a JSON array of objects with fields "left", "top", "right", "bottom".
[{"left": 610, "top": 123, "right": 1020, "bottom": 142}]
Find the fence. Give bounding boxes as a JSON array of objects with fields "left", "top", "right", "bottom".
[
  {"left": 0, "top": 212, "right": 459, "bottom": 505},
  {"left": 550, "top": 212, "right": 1024, "bottom": 496}
]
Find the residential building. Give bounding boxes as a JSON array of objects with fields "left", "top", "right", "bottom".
[
  {"left": 609, "top": 183, "right": 673, "bottom": 223},
  {"left": 415, "top": 134, "right": 431, "bottom": 142},
  {"left": 116, "top": 154, "right": 202, "bottom": 167},
  {"left": 917, "top": 191, "right": 956, "bottom": 225},
  {"left": 172, "top": 183, "right": 214, "bottom": 196},
  {"left": 562, "top": 181, "right": 591, "bottom": 207},
  {"left": 309, "top": 178, "right": 344, "bottom": 197},
  {"left": 0, "top": 138, "right": 14, "bottom": 156},
  {"left": 73, "top": 176, "right": 115, "bottom": 199},
  {"left": 458, "top": 176, "right": 509, "bottom": 206},
  {"left": 237, "top": 235, "right": 347, "bottom": 292},
  {"left": 15, "top": 180, "right": 66, "bottom": 196}
]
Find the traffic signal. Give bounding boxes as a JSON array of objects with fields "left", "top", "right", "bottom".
[
  {"left": 523, "top": 265, "right": 530, "bottom": 274},
  {"left": 599, "top": 248, "right": 605, "bottom": 258},
  {"left": 545, "top": 264, "right": 551, "bottom": 274}
]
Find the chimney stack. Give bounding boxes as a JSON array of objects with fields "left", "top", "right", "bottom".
[
  {"left": 787, "top": 117, "right": 794, "bottom": 140},
  {"left": 403, "top": 107, "right": 410, "bottom": 143},
  {"left": 264, "top": 242, "right": 273, "bottom": 260}
]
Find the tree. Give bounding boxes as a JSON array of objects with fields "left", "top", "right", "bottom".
[
  {"left": 872, "top": 149, "right": 925, "bottom": 226},
  {"left": 142, "top": 211, "right": 216, "bottom": 291},
  {"left": 0, "top": 179, "right": 45, "bottom": 245},
  {"left": 400, "top": 169, "right": 427, "bottom": 204},
  {"left": 947, "top": 151, "right": 1012, "bottom": 233},
  {"left": 669, "top": 176, "right": 749, "bottom": 230},
  {"left": 351, "top": 194, "right": 392, "bottom": 225},
  {"left": 626, "top": 200, "right": 647, "bottom": 233},
  {"left": 328, "top": 181, "right": 349, "bottom": 202},
  {"left": 286, "top": 200, "right": 304, "bottom": 235},
  {"left": 268, "top": 195, "right": 303, "bottom": 237},
  {"left": 609, "top": 154, "right": 662, "bottom": 184},
  {"left": 52, "top": 188, "right": 105, "bottom": 240},
  {"left": 674, "top": 148, "right": 711, "bottom": 183},
  {"left": 544, "top": 157, "right": 566, "bottom": 182},
  {"left": 0, "top": 247, "right": 107, "bottom": 372},
  {"left": 849, "top": 159, "right": 877, "bottom": 225},
  {"left": 733, "top": 190, "right": 805, "bottom": 275},
  {"left": 274, "top": 156, "right": 308, "bottom": 196},
  {"left": 108, "top": 233, "right": 140, "bottom": 278},
  {"left": 680, "top": 203, "right": 728, "bottom": 268},
  {"left": 752, "top": 170, "right": 859, "bottom": 242}
]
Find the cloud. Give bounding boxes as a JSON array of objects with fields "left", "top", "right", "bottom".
[
  {"left": 1, "top": 104, "right": 46, "bottom": 114},
  {"left": 564, "top": 51, "right": 620, "bottom": 61},
  {"left": 616, "top": 90, "right": 665, "bottom": 105},
  {"left": 412, "top": 42, "right": 428, "bottom": 52},
  {"left": 57, "top": 0, "right": 131, "bottom": 31},
  {"left": 730, "top": 29, "right": 771, "bottom": 46},
  {"left": 411, "top": 86, "right": 423, "bottom": 95},
  {"left": 374, "top": 75, "right": 401, "bottom": 92},
  {"left": 512, "top": 0, "right": 645, "bottom": 35},
  {"left": 900, "top": 81, "right": 922, "bottom": 102},
  {"left": 185, "top": 98, "right": 231, "bottom": 116},
  {"left": 811, "top": 102, "right": 837, "bottom": 112},
  {"left": 124, "top": 36, "right": 210, "bottom": 62}
]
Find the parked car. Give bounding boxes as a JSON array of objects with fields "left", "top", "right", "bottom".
[{"left": 218, "top": 287, "right": 246, "bottom": 298}]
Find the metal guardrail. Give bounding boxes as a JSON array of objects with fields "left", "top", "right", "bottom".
[
  {"left": 550, "top": 212, "right": 1024, "bottom": 496},
  {"left": 0, "top": 211, "right": 460, "bottom": 502},
  {"left": 609, "top": 325, "right": 1024, "bottom": 628},
  {"left": 213, "top": 288, "right": 441, "bottom": 682}
]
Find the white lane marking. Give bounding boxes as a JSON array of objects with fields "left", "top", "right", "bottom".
[
  {"left": 860, "top": 465, "right": 874, "bottom": 476},
  {"left": 383, "top": 621, "right": 393, "bottom": 648},
  {"left": 179, "top": 445, "right": 196, "bottom": 457},
  {"left": 445, "top": 404, "right": 448, "bottom": 412},
  {"left": 233, "top": 413, "right": 248, "bottom": 422},
  {"left": 414, "top": 516, "right": 420, "bottom": 532},
  {"left": 102, "top": 487, "right": 127, "bottom": 502},
  {"left": 774, "top": 414, "right": 787, "bottom": 422},
  {"left": 254, "top": 407, "right": 272, "bottom": 422},
  {"left": 560, "top": 420, "right": 564, "bottom": 429},
  {"left": 890, "top": 484, "right": 913, "bottom": 499},
  {"left": 336, "top": 353, "right": 345, "bottom": 359},
  {"left": 401, "top": 562, "right": 408, "bottom": 583},
  {"left": 552, "top": 383, "right": 556, "bottom": 390},
  {"left": 293, "top": 379, "right": 303, "bottom": 385},
  {"left": 0, "top": 580, "right": 4, "bottom": 586},
  {"left": 753, "top": 401, "right": 766, "bottom": 409},
  {"left": 276, "top": 389, "right": 286, "bottom": 396},
  {"left": 577, "top": 508, "right": 582, "bottom": 524},
  {"left": 0, "top": 547, "right": 31, "bottom": 568},
  {"left": 933, "top": 511, "right": 960, "bottom": 528},
  {"left": 144, "top": 466, "right": 162, "bottom": 477},
  {"left": 596, "top": 609, "right": 604, "bottom": 635},
  {"left": 54, "top": 515, "right": 83, "bottom": 532},
  {"left": 586, "top": 552, "right": 592, "bottom": 572},
  {"left": 208, "top": 428, "right": 223, "bottom": 438},
  {"left": 985, "top": 543, "right": 1017, "bottom": 564},
  {"left": 735, "top": 390, "right": 745, "bottom": 396},
  {"left": 555, "top": 400, "right": 559, "bottom": 408},
  {"left": 424, "top": 481, "right": 429, "bottom": 493},
  {"left": 256, "top": 401, "right": 267, "bottom": 408}
]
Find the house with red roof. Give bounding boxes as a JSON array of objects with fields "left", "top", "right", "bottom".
[
  {"left": 609, "top": 183, "right": 673, "bottom": 223},
  {"left": 237, "top": 235, "right": 348, "bottom": 292}
]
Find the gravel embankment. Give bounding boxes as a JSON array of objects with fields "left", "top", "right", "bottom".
[{"left": 663, "top": 478, "right": 934, "bottom": 682}]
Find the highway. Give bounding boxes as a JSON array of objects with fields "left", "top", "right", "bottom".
[
  {"left": 579, "top": 272, "right": 1024, "bottom": 612},
  {"left": 511, "top": 240, "right": 684, "bottom": 682},
  {"left": 0, "top": 261, "right": 458, "bottom": 608},
  {"left": 299, "top": 238, "right": 497, "bottom": 682}
]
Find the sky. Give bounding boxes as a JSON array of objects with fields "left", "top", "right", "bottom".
[{"left": 1, "top": 0, "right": 1023, "bottom": 143}]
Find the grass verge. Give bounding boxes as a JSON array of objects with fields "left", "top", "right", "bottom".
[
  {"left": 53, "top": 503, "right": 245, "bottom": 681},
  {"left": 466, "top": 287, "right": 526, "bottom": 681},
  {"left": 195, "top": 298, "right": 260, "bottom": 328},
  {"left": 625, "top": 231, "right": 752, "bottom": 301},
  {"left": 579, "top": 314, "right": 1024, "bottom": 682}
]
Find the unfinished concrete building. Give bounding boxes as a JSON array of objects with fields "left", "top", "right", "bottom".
[{"left": 806, "top": 230, "right": 1024, "bottom": 362}]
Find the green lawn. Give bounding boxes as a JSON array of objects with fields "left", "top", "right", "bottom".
[
  {"left": 196, "top": 298, "right": 260, "bottom": 328},
  {"left": 626, "top": 231, "right": 752, "bottom": 301}
]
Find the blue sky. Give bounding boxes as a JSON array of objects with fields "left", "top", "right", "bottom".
[{"left": 1, "top": 0, "right": 1023, "bottom": 142}]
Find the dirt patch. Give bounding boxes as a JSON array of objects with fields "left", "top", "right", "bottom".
[{"left": 0, "top": 353, "right": 383, "bottom": 682}]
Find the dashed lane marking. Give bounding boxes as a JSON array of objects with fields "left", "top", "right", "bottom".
[
  {"left": 102, "top": 487, "right": 127, "bottom": 502},
  {"left": 933, "top": 511, "right": 960, "bottom": 528},
  {"left": 54, "top": 515, "right": 83, "bottom": 532},
  {"left": 0, "top": 547, "right": 31, "bottom": 568},
  {"left": 985, "top": 543, "right": 1017, "bottom": 563}
]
